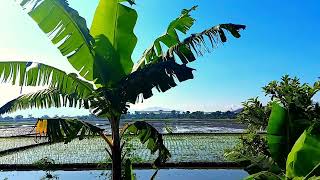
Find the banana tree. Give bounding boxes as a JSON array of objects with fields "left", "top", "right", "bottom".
[{"left": 0, "top": 0, "right": 245, "bottom": 179}]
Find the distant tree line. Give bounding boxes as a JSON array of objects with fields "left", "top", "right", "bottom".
[
  {"left": 121, "top": 110, "right": 238, "bottom": 119},
  {"left": 0, "top": 110, "right": 238, "bottom": 121}
]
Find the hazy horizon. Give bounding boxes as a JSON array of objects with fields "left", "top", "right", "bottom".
[{"left": 0, "top": 0, "right": 320, "bottom": 117}]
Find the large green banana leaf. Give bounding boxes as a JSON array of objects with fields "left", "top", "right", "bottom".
[
  {"left": 0, "top": 62, "right": 94, "bottom": 98},
  {"left": 267, "top": 102, "right": 312, "bottom": 169},
  {"left": 286, "top": 123, "right": 320, "bottom": 178},
  {"left": 19, "top": 0, "right": 96, "bottom": 81},
  {"left": 90, "top": 0, "right": 137, "bottom": 86},
  {"left": 267, "top": 102, "right": 290, "bottom": 168},
  {"left": 134, "top": 6, "right": 197, "bottom": 70}
]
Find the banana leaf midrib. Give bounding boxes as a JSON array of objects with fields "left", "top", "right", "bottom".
[{"left": 112, "top": 2, "right": 120, "bottom": 49}]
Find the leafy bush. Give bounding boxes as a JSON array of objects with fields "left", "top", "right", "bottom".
[
  {"left": 33, "top": 157, "right": 58, "bottom": 180},
  {"left": 237, "top": 97, "right": 271, "bottom": 130},
  {"left": 225, "top": 75, "right": 320, "bottom": 177},
  {"left": 225, "top": 131, "right": 269, "bottom": 161}
]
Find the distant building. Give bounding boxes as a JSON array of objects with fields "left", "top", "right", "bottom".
[{"left": 135, "top": 110, "right": 180, "bottom": 115}]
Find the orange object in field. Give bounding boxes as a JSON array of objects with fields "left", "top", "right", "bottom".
[{"left": 35, "top": 119, "right": 48, "bottom": 136}]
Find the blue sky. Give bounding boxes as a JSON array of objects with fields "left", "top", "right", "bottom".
[{"left": 0, "top": 0, "right": 320, "bottom": 117}]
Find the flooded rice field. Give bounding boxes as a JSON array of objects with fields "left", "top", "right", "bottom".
[
  {"left": 0, "top": 134, "right": 240, "bottom": 164},
  {"left": 0, "top": 119, "right": 246, "bottom": 137}
]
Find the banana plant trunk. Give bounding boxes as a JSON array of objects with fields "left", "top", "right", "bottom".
[{"left": 111, "top": 115, "right": 122, "bottom": 180}]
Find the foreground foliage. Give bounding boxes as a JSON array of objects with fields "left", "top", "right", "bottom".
[
  {"left": 226, "top": 76, "right": 320, "bottom": 179},
  {"left": 245, "top": 109, "right": 320, "bottom": 179}
]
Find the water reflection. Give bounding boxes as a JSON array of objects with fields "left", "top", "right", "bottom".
[{"left": 0, "top": 169, "right": 248, "bottom": 180}]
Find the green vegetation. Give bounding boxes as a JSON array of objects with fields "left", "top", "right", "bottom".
[
  {"left": 244, "top": 105, "right": 320, "bottom": 179},
  {"left": 226, "top": 75, "right": 320, "bottom": 179},
  {"left": 236, "top": 97, "right": 271, "bottom": 130},
  {"left": 34, "top": 157, "right": 58, "bottom": 180},
  {"left": 0, "top": 0, "right": 244, "bottom": 179}
]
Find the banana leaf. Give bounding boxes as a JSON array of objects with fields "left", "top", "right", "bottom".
[
  {"left": 286, "top": 123, "right": 320, "bottom": 178},
  {"left": 267, "top": 102, "right": 290, "bottom": 168},
  {"left": 90, "top": 0, "right": 137, "bottom": 86},
  {"left": 19, "top": 0, "right": 96, "bottom": 81},
  {"left": 126, "top": 121, "right": 171, "bottom": 166}
]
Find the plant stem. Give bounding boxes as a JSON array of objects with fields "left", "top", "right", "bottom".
[{"left": 111, "top": 115, "right": 122, "bottom": 180}]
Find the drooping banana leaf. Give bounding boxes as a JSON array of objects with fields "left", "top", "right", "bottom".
[
  {"left": 125, "top": 121, "right": 171, "bottom": 166},
  {"left": 0, "top": 62, "right": 94, "bottom": 98},
  {"left": 18, "top": 0, "right": 96, "bottom": 81},
  {"left": 0, "top": 88, "right": 90, "bottom": 114},
  {"left": 134, "top": 6, "right": 197, "bottom": 70},
  {"left": 118, "top": 58, "right": 194, "bottom": 104},
  {"left": 134, "top": 22, "right": 246, "bottom": 71},
  {"left": 167, "top": 23, "right": 246, "bottom": 62},
  {"left": 91, "top": 56, "right": 195, "bottom": 114},
  {"left": 286, "top": 123, "right": 320, "bottom": 178},
  {"left": 35, "top": 118, "right": 103, "bottom": 143},
  {"left": 90, "top": 0, "right": 138, "bottom": 86}
]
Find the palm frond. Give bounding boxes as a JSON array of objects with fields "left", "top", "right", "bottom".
[
  {"left": 125, "top": 121, "right": 171, "bottom": 166},
  {"left": 118, "top": 57, "right": 194, "bottom": 104},
  {"left": 35, "top": 118, "right": 103, "bottom": 143},
  {"left": 133, "top": 6, "right": 197, "bottom": 70},
  {"left": 0, "top": 61, "right": 94, "bottom": 98},
  {"left": 18, "top": 0, "right": 96, "bottom": 81},
  {"left": 0, "top": 88, "right": 90, "bottom": 114}
]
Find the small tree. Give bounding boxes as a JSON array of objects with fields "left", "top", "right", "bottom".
[{"left": 0, "top": 0, "right": 245, "bottom": 179}]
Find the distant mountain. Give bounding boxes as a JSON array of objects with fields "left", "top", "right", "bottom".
[
  {"left": 138, "top": 107, "right": 174, "bottom": 111},
  {"left": 131, "top": 106, "right": 243, "bottom": 113},
  {"left": 232, "top": 108, "right": 243, "bottom": 114}
]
